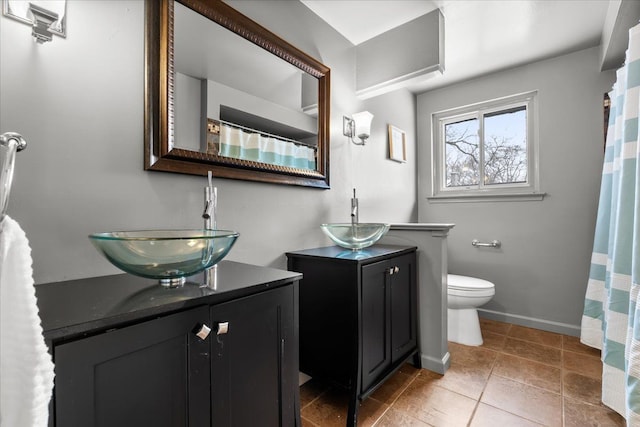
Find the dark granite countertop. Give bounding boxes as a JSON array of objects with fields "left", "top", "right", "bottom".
[
  {"left": 35, "top": 260, "right": 301, "bottom": 343},
  {"left": 286, "top": 244, "right": 416, "bottom": 263}
]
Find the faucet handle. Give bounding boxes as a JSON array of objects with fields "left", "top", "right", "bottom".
[
  {"left": 203, "top": 201, "right": 212, "bottom": 219},
  {"left": 203, "top": 186, "right": 217, "bottom": 228}
]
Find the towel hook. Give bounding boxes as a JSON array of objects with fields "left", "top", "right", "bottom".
[{"left": 1, "top": 132, "right": 28, "bottom": 225}]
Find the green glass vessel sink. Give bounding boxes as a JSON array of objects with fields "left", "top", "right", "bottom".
[
  {"left": 89, "top": 229, "right": 239, "bottom": 287},
  {"left": 320, "top": 223, "right": 390, "bottom": 251}
]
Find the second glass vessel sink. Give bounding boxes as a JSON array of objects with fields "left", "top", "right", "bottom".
[
  {"left": 320, "top": 223, "right": 390, "bottom": 251},
  {"left": 89, "top": 229, "right": 239, "bottom": 287}
]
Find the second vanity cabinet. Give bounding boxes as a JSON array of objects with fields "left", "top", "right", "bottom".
[
  {"left": 286, "top": 245, "right": 420, "bottom": 427},
  {"left": 36, "top": 261, "right": 301, "bottom": 427}
]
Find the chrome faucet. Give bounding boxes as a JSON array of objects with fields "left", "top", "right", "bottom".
[
  {"left": 351, "top": 188, "right": 359, "bottom": 225},
  {"left": 203, "top": 171, "right": 217, "bottom": 230},
  {"left": 202, "top": 171, "right": 218, "bottom": 289}
]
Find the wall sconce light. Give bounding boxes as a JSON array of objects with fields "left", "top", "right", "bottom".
[
  {"left": 30, "top": 3, "right": 59, "bottom": 43},
  {"left": 2, "top": 0, "right": 67, "bottom": 44},
  {"left": 343, "top": 111, "right": 374, "bottom": 146}
]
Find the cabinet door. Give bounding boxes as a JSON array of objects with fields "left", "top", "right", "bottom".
[
  {"left": 210, "top": 286, "right": 297, "bottom": 427},
  {"left": 390, "top": 253, "right": 418, "bottom": 363},
  {"left": 54, "top": 306, "right": 211, "bottom": 427},
  {"left": 360, "top": 259, "right": 392, "bottom": 392}
]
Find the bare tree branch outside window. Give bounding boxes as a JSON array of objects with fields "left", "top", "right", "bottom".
[{"left": 444, "top": 107, "right": 527, "bottom": 188}]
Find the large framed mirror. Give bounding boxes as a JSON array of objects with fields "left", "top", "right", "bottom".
[{"left": 145, "top": 0, "right": 331, "bottom": 188}]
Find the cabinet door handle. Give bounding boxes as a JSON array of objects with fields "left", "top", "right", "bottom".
[
  {"left": 394, "top": 266, "right": 400, "bottom": 273},
  {"left": 216, "top": 322, "right": 229, "bottom": 335},
  {"left": 194, "top": 324, "right": 212, "bottom": 340}
]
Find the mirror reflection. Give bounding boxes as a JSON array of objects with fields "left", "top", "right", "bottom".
[
  {"left": 144, "top": 0, "right": 331, "bottom": 188},
  {"left": 173, "top": 2, "right": 319, "bottom": 171}
]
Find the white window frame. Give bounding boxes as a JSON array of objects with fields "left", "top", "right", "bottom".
[{"left": 430, "top": 91, "right": 544, "bottom": 202}]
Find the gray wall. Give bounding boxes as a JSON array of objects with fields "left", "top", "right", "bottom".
[
  {"left": 356, "top": 9, "right": 444, "bottom": 96},
  {"left": 417, "top": 47, "right": 615, "bottom": 333},
  {"left": 0, "top": 0, "right": 417, "bottom": 284}
]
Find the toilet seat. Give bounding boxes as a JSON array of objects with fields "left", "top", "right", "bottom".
[
  {"left": 448, "top": 287, "right": 495, "bottom": 297},
  {"left": 448, "top": 274, "right": 494, "bottom": 291},
  {"left": 448, "top": 274, "right": 495, "bottom": 297}
]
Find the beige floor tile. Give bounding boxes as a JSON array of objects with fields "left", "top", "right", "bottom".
[
  {"left": 300, "top": 378, "right": 328, "bottom": 408},
  {"left": 419, "top": 351, "right": 493, "bottom": 400},
  {"left": 479, "top": 317, "right": 511, "bottom": 335},
  {"left": 563, "top": 350, "right": 602, "bottom": 379},
  {"left": 503, "top": 337, "right": 562, "bottom": 366},
  {"left": 398, "top": 362, "right": 422, "bottom": 378},
  {"left": 370, "top": 370, "right": 415, "bottom": 404},
  {"left": 563, "top": 335, "right": 601, "bottom": 357},
  {"left": 301, "top": 416, "right": 319, "bottom": 427},
  {"left": 492, "top": 353, "right": 562, "bottom": 393},
  {"left": 564, "top": 397, "right": 626, "bottom": 427},
  {"left": 357, "top": 397, "right": 389, "bottom": 427},
  {"left": 300, "top": 388, "right": 350, "bottom": 427},
  {"left": 508, "top": 325, "right": 563, "bottom": 348},
  {"left": 448, "top": 341, "right": 498, "bottom": 365},
  {"left": 563, "top": 371, "right": 602, "bottom": 406},
  {"left": 480, "top": 375, "right": 562, "bottom": 427},
  {"left": 469, "top": 403, "right": 543, "bottom": 427},
  {"left": 374, "top": 408, "right": 431, "bottom": 426},
  {"left": 392, "top": 379, "right": 477, "bottom": 426},
  {"left": 481, "top": 330, "right": 507, "bottom": 351}
]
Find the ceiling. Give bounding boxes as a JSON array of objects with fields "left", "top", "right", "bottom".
[{"left": 300, "top": 0, "right": 612, "bottom": 93}]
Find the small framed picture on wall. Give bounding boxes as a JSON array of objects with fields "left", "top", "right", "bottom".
[{"left": 388, "top": 125, "right": 407, "bottom": 163}]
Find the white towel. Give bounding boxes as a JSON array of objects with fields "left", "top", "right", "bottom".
[{"left": 0, "top": 216, "right": 54, "bottom": 427}]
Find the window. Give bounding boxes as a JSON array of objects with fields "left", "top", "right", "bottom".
[{"left": 431, "top": 91, "right": 542, "bottom": 201}]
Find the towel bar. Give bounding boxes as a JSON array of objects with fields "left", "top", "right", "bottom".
[
  {"left": 471, "top": 239, "right": 501, "bottom": 248},
  {"left": 1, "top": 132, "right": 27, "bottom": 224}
]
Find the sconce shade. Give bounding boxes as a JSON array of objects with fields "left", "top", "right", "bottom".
[
  {"left": 30, "top": 4, "right": 59, "bottom": 43},
  {"left": 352, "top": 111, "right": 374, "bottom": 140},
  {"left": 2, "top": 0, "right": 67, "bottom": 43}
]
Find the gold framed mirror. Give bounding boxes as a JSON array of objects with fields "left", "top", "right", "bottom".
[{"left": 144, "top": 0, "right": 331, "bottom": 188}]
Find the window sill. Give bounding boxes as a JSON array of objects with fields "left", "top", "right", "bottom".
[{"left": 427, "top": 192, "right": 546, "bottom": 203}]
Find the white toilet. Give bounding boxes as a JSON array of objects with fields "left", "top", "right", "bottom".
[{"left": 447, "top": 274, "right": 496, "bottom": 346}]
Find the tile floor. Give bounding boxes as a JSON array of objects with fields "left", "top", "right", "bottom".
[{"left": 300, "top": 318, "right": 626, "bottom": 427}]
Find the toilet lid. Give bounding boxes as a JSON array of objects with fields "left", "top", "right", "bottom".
[{"left": 448, "top": 274, "right": 495, "bottom": 291}]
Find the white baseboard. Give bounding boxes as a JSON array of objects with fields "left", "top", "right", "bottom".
[{"left": 478, "top": 308, "right": 581, "bottom": 337}]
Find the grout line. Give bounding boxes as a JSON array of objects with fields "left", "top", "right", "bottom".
[
  {"left": 495, "top": 348, "right": 562, "bottom": 370},
  {"left": 466, "top": 339, "right": 500, "bottom": 426},
  {"left": 300, "top": 415, "right": 319, "bottom": 427},
  {"left": 503, "top": 334, "right": 563, "bottom": 350},
  {"left": 371, "top": 369, "right": 422, "bottom": 426},
  {"left": 299, "top": 388, "right": 324, "bottom": 411}
]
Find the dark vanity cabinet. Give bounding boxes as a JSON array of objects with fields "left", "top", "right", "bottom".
[
  {"left": 54, "top": 306, "right": 211, "bottom": 426},
  {"left": 286, "top": 245, "right": 420, "bottom": 427},
  {"left": 36, "top": 261, "right": 301, "bottom": 427},
  {"left": 210, "top": 286, "right": 297, "bottom": 426}
]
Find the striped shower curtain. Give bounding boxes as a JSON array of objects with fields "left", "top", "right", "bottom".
[
  {"left": 219, "top": 124, "right": 316, "bottom": 171},
  {"left": 581, "top": 23, "right": 640, "bottom": 423}
]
